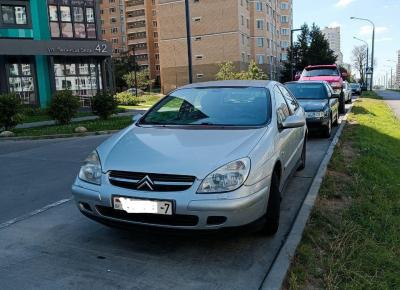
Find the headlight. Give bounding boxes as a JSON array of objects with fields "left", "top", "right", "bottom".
[
  {"left": 79, "top": 151, "right": 102, "bottom": 185},
  {"left": 197, "top": 158, "right": 251, "bottom": 194},
  {"left": 331, "top": 82, "right": 342, "bottom": 89}
]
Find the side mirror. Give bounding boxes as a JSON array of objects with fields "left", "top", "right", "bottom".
[
  {"left": 280, "top": 115, "right": 306, "bottom": 130},
  {"left": 132, "top": 113, "right": 143, "bottom": 124}
]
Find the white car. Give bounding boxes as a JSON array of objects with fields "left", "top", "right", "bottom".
[
  {"left": 342, "top": 81, "right": 352, "bottom": 104},
  {"left": 72, "top": 81, "right": 307, "bottom": 235}
]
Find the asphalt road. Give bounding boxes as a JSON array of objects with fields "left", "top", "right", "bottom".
[
  {"left": 0, "top": 109, "right": 348, "bottom": 290},
  {"left": 377, "top": 90, "right": 400, "bottom": 119}
]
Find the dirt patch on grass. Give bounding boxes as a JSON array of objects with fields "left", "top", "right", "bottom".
[{"left": 318, "top": 195, "right": 353, "bottom": 212}]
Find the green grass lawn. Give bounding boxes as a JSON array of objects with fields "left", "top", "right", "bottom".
[
  {"left": 119, "top": 94, "right": 164, "bottom": 110},
  {"left": 22, "top": 111, "right": 94, "bottom": 123},
  {"left": 13, "top": 116, "right": 133, "bottom": 137},
  {"left": 285, "top": 93, "right": 400, "bottom": 289}
]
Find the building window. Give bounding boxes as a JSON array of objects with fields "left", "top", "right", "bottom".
[
  {"left": 255, "top": 2, "right": 263, "bottom": 11},
  {"left": 280, "top": 2, "right": 289, "bottom": 9},
  {"left": 47, "top": 0, "right": 97, "bottom": 39},
  {"left": 7, "top": 62, "right": 36, "bottom": 105},
  {"left": 257, "top": 37, "right": 264, "bottom": 47},
  {"left": 281, "top": 15, "right": 289, "bottom": 23},
  {"left": 53, "top": 59, "right": 103, "bottom": 108},
  {"left": 0, "top": 3, "right": 29, "bottom": 26},
  {"left": 256, "top": 19, "right": 264, "bottom": 30},
  {"left": 257, "top": 55, "right": 265, "bottom": 65}
]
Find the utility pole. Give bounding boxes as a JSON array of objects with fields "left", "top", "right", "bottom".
[
  {"left": 184, "top": 0, "right": 193, "bottom": 84},
  {"left": 350, "top": 17, "right": 375, "bottom": 91}
]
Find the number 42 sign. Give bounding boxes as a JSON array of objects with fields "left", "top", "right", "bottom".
[{"left": 95, "top": 44, "right": 108, "bottom": 53}]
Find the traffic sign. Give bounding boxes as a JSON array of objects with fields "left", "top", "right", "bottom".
[{"left": 366, "top": 67, "right": 373, "bottom": 74}]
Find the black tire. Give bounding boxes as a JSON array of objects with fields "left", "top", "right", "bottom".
[
  {"left": 297, "top": 138, "right": 306, "bottom": 171},
  {"left": 322, "top": 116, "right": 332, "bottom": 138},
  {"left": 333, "top": 111, "right": 339, "bottom": 126},
  {"left": 261, "top": 171, "right": 281, "bottom": 235}
]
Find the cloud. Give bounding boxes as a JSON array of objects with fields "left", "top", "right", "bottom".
[
  {"left": 335, "top": 0, "right": 355, "bottom": 7},
  {"left": 328, "top": 21, "right": 341, "bottom": 28},
  {"left": 359, "top": 25, "right": 388, "bottom": 36},
  {"left": 376, "top": 37, "right": 393, "bottom": 42}
]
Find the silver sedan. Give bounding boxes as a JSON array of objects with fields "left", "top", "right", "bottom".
[{"left": 72, "top": 81, "right": 307, "bottom": 235}]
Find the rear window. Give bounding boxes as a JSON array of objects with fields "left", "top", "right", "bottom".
[
  {"left": 140, "top": 87, "right": 271, "bottom": 127},
  {"left": 302, "top": 68, "right": 339, "bottom": 77},
  {"left": 285, "top": 83, "right": 328, "bottom": 100}
]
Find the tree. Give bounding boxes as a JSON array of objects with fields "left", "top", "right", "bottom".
[
  {"left": 352, "top": 45, "right": 367, "bottom": 84},
  {"left": 215, "top": 61, "right": 267, "bottom": 80},
  {"left": 281, "top": 23, "right": 337, "bottom": 82},
  {"left": 215, "top": 61, "right": 237, "bottom": 80},
  {"left": 123, "top": 68, "right": 154, "bottom": 90},
  {"left": 113, "top": 52, "right": 140, "bottom": 92}
]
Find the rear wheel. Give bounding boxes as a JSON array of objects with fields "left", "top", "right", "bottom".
[
  {"left": 261, "top": 171, "right": 281, "bottom": 235},
  {"left": 339, "top": 91, "right": 346, "bottom": 114}
]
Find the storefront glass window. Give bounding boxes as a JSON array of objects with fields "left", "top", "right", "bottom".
[
  {"left": 54, "top": 60, "right": 102, "bottom": 107},
  {"left": 8, "top": 63, "right": 36, "bottom": 105},
  {"left": 48, "top": 0, "right": 96, "bottom": 39}
]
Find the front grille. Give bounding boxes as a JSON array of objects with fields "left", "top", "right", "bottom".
[
  {"left": 96, "top": 206, "right": 199, "bottom": 226},
  {"left": 108, "top": 170, "right": 196, "bottom": 192}
]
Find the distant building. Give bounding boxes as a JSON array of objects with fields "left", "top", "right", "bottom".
[
  {"left": 322, "top": 26, "right": 343, "bottom": 65},
  {"left": 396, "top": 50, "right": 400, "bottom": 89},
  {"left": 99, "top": 0, "right": 127, "bottom": 57},
  {"left": 157, "top": 0, "right": 293, "bottom": 93}
]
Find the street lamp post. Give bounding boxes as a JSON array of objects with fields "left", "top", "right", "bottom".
[
  {"left": 353, "top": 37, "right": 369, "bottom": 88},
  {"left": 290, "top": 28, "right": 302, "bottom": 81},
  {"left": 351, "top": 17, "right": 375, "bottom": 91},
  {"left": 184, "top": 0, "right": 193, "bottom": 84}
]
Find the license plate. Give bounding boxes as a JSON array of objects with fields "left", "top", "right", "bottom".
[{"left": 113, "top": 197, "right": 173, "bottom": 215}]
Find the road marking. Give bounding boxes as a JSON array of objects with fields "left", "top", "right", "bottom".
[{"left": 0, "top": 198, "right": 72, "bottom": 230}]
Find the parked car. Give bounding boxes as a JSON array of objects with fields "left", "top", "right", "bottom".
[
  {"left": 342, "top": 81, "right": 353, "bottom": 104},
  {"left": 285, "top": 81, "right": 339, "bottom": 138},
  {"left": 72, "top": 81, "right": 307, "bottom": 235},
  {"left": 299, "top": 64, "right": 347, "bottom": 114},
  {"left": 350, "top": 83, "right": 361, "bottom": 96}
]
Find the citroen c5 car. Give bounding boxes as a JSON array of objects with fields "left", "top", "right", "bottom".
[{"left": 72, "top": 81, "right": 307, "bottom": 235}]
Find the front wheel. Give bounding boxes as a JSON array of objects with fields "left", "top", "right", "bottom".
[
  {"left": 261, "top": 172, "right": 281, "bottom": 235},
  {"left": 297, "top": 138, "right": 307, "bottom": 171},
  {"left": 322, "top": 117, "right": 332, "bottom": 138}
]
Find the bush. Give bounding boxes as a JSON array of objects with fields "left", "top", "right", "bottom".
[
  {"left": 48, "top": 90, "right": 80, "bottom": 125},
  {"left": 0, "top": 93, "right": 23, "bottom": 130},
  {"left": 91, "top": 92, "right": 118, "bottom": 120},
  {"left": 114, "top": 91, "right": 142, "bottom": 106}
]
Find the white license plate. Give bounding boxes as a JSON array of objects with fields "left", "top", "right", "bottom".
[{"left": 113, "top": 197, "right": 173, "bottom": 215}]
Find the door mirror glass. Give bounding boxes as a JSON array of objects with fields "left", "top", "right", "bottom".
[{"left": 281, "top": 115, "right": 305, "bottom": 129}]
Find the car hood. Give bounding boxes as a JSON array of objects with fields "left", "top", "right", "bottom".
[
  {"left": 97, "top": 125, "right": 267, "bottom": 179},
  {"left": 298, "top": 99, "right": 328, "bottom": 111},
  {"left": 300, "top": 76, "right": 342, "bottom": 83}
]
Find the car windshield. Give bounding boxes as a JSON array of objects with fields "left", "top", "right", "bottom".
[
  {"left": 139, "top": 87, "right": 271, "bottom": 127},
  {"left": 303, "top": 68, "right": 339, "bottom": 77},
  {"left": 286, "top": 83, "right": 328, "bottom": 100}
]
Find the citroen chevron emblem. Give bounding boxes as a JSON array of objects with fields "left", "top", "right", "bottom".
[{"left": 136, "top": 175, "right": 154, "bottom": 191}]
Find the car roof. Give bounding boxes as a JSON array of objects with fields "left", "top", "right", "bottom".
[
  {"left": 305, "top": 64, "right": 337, "bottom": 69},
  {"left": 178, "top": 80, "right": 274, "bottom": 89}
]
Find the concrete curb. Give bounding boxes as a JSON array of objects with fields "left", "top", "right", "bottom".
[
  {"left": 0, "top": 130, "right": 119, "bottom": 141},
  {"left": 260, "top": 104, "right": 353, "bottom": 290}
]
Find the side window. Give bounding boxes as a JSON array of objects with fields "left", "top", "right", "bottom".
[
  {"left": 279, "top": 85, "right": 299, "bottom": 113},
  {"left": 326, "top": 83, "right": 333, "bottom": 96},
  {"left": 274, "top": 86, "right": 290, "bottom": 125}
]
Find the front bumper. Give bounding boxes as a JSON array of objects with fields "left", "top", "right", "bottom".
[
  {"left": 72, "top": 176, "right": 270, "bottom": 230},
  {"left": 305, "top": 116, "right": 330, "bottom": 129}
]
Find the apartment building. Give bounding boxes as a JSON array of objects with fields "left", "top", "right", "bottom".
[
  {"left": 396, "top": 50, "right": 400, "bottom": 89},
  {"left": 157, "top": 0, "right": 293, "bottom": 93},
  {"left": 322, "top": 26, "right": 343, "bottom": 65},
  {"left": 0, "top": 0, "right": 112, "bottom": 108},
  {"left": 99, "top": 0, "right": 127, "bottom": 56}
]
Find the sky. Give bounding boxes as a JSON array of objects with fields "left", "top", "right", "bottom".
[{"left": 293, "top": 0, "right": 399, "bottom": 84}]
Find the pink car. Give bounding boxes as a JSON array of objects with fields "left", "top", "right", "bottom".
[{"left": 299, "top": 64, "right": 347, "bottom": 114}]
